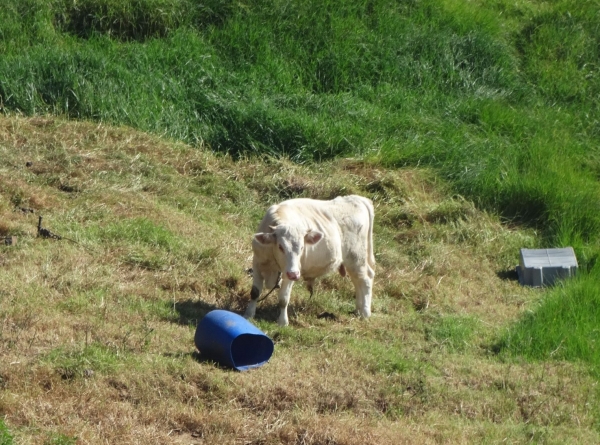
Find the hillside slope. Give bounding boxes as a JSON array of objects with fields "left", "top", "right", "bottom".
[
  {"left": 0, "top": 116, "right": 598, "bottom": 443},
  {"left": 1, "top": 0, "right": 600, "bottom": 248}
]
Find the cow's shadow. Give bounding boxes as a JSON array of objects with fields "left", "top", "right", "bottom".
[
  {"left": 172, "top": 300, "right": 221, "bottom": 327},
  {"left": 172, "top": 298, "right": 268, "bottom": 327},
  {"left": 250, "top": 303, "right": 284, "bottom": 323},
  {"left": 170, "top": 297, "right": 283, "bottom": 327}
]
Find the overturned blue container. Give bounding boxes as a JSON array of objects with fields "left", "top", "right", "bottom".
[{"left": 194, "top": 310, "right": 274, "bottom": 371}]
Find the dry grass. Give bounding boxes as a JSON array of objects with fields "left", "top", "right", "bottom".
[{"left": 0, "top": 116, "right": 597, "bottom": 444}]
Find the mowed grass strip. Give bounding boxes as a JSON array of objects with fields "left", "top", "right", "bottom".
[{"left": 0, "top": 116, "right": 598, "bottom": 443}]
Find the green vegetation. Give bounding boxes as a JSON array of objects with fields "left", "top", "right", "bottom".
[
  {"left": 426, "top": 314, "right": 479, "bottom": 353},
  {"left": 2, "top": 0, "right": 599, "bottom": 245},
  {"left": 0, "top": 419, "right": 12, "bottom": 445},
  {"left": 0, "top": 0, "right": 599, "bottom": 442},
  {"left": 498, "top": 264, "right": 600, "bottom": 375},
  {"left": 44, "top": 433, "right": 77, "bottom": 445}
]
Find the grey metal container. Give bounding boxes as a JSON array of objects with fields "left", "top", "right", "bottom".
[{"left": 517, "top": 247, "right": 578, "bottom": 287}]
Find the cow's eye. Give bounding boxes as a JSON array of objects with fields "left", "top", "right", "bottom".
[{"left": 278, "top": 244, "right": 284, "bottom": 252}]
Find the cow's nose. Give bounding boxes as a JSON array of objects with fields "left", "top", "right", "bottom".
[{"left": 286, "top": 271, "right": 300, "bottom": 281}]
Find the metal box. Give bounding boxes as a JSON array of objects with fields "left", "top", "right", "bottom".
[{"left": 517, "top": 247, "right": 578, "bottom": 287}]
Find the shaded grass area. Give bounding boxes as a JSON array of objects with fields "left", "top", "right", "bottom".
[{"left": 1, "top": 116, "right": 598, "bottom": 443}]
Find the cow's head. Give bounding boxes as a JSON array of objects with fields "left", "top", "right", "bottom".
[{"left": 254, "top": 224, "right": 323, "bottom": 281}]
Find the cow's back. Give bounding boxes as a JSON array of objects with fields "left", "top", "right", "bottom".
[
  {"left": 270, "top": 196, "right": 374, "bottom": 272},
  {"left": 268, "top": 196, "right": 371, "bottom": 230}
]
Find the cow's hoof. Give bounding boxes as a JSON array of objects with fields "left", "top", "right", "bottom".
[{"left": 356, "top": 309, "right": 371, "bottom": 319}]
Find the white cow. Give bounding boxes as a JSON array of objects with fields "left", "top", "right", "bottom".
[{"left": 244, "top": 195, "right": 375, "bottom": 326}]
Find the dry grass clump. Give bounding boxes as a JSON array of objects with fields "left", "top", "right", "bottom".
[{"left": 0, "top": 116, "right": 597, "bottom": 444}]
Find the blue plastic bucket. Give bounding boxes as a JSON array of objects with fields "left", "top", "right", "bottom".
[{"left": 194, "top": 310, "right": 274, "bottom": 371}]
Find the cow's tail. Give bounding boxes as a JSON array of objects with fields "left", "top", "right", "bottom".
[{"left": 361, "top": 196, "right": 376, "bottom": 273}]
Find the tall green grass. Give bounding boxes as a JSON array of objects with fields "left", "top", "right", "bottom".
[
  {"left": 378, "top": 99, "right": 600, "bottom": 247},
  {"left": 1, "top": 0, "right": 598, "bottom": 247},
  {"left": 0, "top": 0, "right": 522, "bottom": 159},
  {"left": 497, "top": 264, "right": 600, "bottom": 375}
]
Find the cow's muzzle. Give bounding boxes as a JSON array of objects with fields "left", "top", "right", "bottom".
[{"left": 286, "top": 271, "right": 300, "bottom": 281}]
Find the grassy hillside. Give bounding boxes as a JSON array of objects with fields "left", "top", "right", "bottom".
[
  {"left": 0, "top": 115, "right": 598, "bottom": 443},
  {"left": 0, "top": 0, "right": 599, "bottom": 442},
  {"left": 1, "top": 0, "right": 599, "bottom": 246}
]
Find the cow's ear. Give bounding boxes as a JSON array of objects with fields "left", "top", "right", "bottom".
[
  {"left": 305, "top": 229, "right": 323, "bottom": 245},
  {"left": 255, "top": 232, "right": 276, "bottom": 245}
]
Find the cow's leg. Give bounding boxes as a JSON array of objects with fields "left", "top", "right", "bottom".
[
  {"left": 245, "top": 270, "right": 279, "bottom": 319},
  {"left": 348, "top": 265, "right": 374, "bottom": 319},
  {"left": 245, "top": 269, "right": 264, "bottom": 319},
  {"left": 305, "top": 278, "right": 315, "bottom": 298},
  {"left": 277, "top": 278, "right": 295, "bottom": 326}
]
